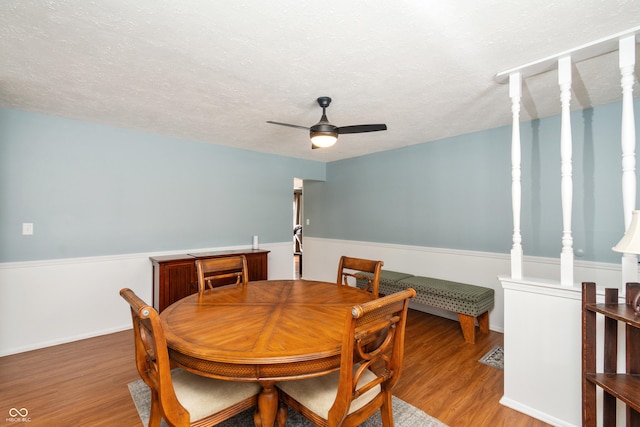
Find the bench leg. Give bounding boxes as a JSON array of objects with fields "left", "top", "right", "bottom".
[
  {"left": 458, "top": 312, "right": 490, "bottom": 344},
  {"left": 457, "top": 313, "right": 476, "bottom": 344},
  {"left": 478, "top": 311, "right": 489, "bottom": 334}
]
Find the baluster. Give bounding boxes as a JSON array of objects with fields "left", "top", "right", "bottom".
[
  {"left": 559, "top": 56, "right": 574, "bottom": 286},
  {"left": 510, "top": 72, "right": 523, "bottom": 279},
  {"left": 619, "top": 35, "right": 637, "bottom": 285}
]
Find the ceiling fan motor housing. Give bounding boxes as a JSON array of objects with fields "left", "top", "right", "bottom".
[
  {"left": 311, "top": 97, "right": 338, "bottom": 139},
  {"left": 310, "top": 121, "right": 338, "bottom": 138},
  {"left": 317, "top": 96, "right": 332, "bottom": 108}
]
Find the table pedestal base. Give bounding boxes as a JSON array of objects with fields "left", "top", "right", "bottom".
[{"left": 255, "top": 381, "right": 278, "bottom": 427}]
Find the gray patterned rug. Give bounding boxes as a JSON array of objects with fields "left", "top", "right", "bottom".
[
  {"left": 128, "top": 379, "right": 448, "bottom": 426},
  {"left": 479, "top": 345, "right": 504, "bottom": 370}
]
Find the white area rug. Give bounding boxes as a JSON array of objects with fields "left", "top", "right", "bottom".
[{"left": 128, "top": 378, "right": 448, "bottom": 426}]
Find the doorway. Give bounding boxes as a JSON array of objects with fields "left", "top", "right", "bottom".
[{"left": 293, "top": 178, "right": 303, "bottom": 278}]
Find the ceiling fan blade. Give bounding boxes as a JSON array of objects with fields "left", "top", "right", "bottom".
[
  {"left": 337, "top": 124, "right": 387, "bottom": 134},
  {"left": 266, "top": 121, "right": 309, "bottom": 130}
]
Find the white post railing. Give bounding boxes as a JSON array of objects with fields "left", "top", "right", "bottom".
[
  {"left": 619, "top": 35, "right": 637, "bottom": 285},
  {"left": 558, "top": 56, "right": 574, "bottom": 286},
  {"left": 495, "top": 26, "right": 640, "bottom": 289},
  {"left": 510, "top": 72, "right": 523, "bottom": 279}
]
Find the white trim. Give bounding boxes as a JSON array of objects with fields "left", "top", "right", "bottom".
[
  {"left": 306, "top": 236, "right": 622, "bottom": 273},
  {"left": 499, "top": 397, "right": 577, "bottom": 427},
  {"left": 499, "top": 275, "right": 581, "bottom": 300},
  {"left": 495, "top": 26, "right": 640, "bottom": 83},
  {"left": 307, "top": 236, "right": 511, "bottom": 261},
  {"left": 0, "top": 242, "right": 290, "bottom": 269}
]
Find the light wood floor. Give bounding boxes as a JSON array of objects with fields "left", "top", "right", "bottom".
[{"left": 0, "top": 309, "right": 551, "bottom": 427}]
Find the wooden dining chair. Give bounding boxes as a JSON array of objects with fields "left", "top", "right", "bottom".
[
  {"left": 196, "top": 255, "right": 249, "bottom": 296},
  {"left": 336, "top": 256, "right": 383, "bottom": 297},
  {"left": 275, "top": 287, "right": 416, "bottom": 427},
  {"left": 119, "top": 288, "right": 260, "bottom": 427}
]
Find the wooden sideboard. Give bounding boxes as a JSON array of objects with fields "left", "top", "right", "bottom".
[{"left": 150, "top": 249, "right": 270, "bottom": 312}]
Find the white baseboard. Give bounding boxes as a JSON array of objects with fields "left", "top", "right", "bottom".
[
  {"left": 0, "top": 325, "right": 132, "bottom": 357},
  {"left": 500, "top": 396, "right": 577, "bottom": 427}
]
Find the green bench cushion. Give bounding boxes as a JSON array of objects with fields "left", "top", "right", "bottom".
[
  {"left": 397, "top": 276, "right": 494, "bottom": 317},
  {"left": 355, "top": 270, "right": 414, "bottom": 294},
  {"left": 356, "top": 270, "right": 494, "bottom": 318}
]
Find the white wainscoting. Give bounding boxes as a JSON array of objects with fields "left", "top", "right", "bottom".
[
  {"left": 302, "top": 237, "right": 625, "bottom": 334},
  {"left": 0, "top": 242, "right": 293, "bottom": 356},
  {"left": 499, "top": 275, "right": 632, "bottom": 427},
  {"left": 303, "top": 237, "right": 513, "bottom": 332},
  {"left": 500, "top": 278, "right": 583, "bottom": 427}
]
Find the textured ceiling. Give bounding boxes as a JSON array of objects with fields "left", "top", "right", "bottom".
[{"left": 1, "top": 1, "right": 639, "bottom": 162}]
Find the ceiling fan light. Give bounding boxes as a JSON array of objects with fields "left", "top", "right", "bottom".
[{"left": 310, "top": 134, "right": 338, "bottom": 148}]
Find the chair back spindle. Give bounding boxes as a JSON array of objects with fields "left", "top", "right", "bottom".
[
  {"left": 120, "top": 288, "right": 260, "bottom": 426},
  {"left": 196, "top": 255, "right": 249, "bottom": 296},
  {"left": 337, "top": 256, "right": 383, "bottom": 297},
  {"left": 276, "top": 287, "right": 416, "bottom": 427}
]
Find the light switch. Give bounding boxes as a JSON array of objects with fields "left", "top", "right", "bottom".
[
  {"left": 22, "top": 223, "right": 33, "bottom": 235},
  {"left": 306, "top": 219, "right": 310, "bottom": 225}
]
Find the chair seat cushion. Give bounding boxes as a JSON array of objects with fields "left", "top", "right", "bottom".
[
  {"left": 172, "top": 368, "right": 261, "bottom": 421},
  {"left": 276, "top": 368, "right": 381, "bottom": 419}
]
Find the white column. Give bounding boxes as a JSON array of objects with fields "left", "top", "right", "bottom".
[
  {"left": 510, "top": 72, "right": 523, "bottom": 279},
  {"left": 619, "top": 35, "right": 637, "bottom": 285},
  {"left": 558, "top": 56, "right": 574, "bottom": 286}
]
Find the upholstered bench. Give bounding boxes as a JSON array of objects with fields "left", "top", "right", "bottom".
[
  {"left": 356, "top": 270, "right": 494, "bottom": 344},
  {"left": 358, "top": 269, "right": 414, "bottom": 296}
]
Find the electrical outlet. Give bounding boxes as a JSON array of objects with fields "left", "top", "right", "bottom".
[{"left": 22, "top": 223, "right": 34, "bottom": 235}]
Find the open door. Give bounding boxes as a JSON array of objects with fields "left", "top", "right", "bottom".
[{"left": 293, "top": 178, "right": 303, "bottom": 277}]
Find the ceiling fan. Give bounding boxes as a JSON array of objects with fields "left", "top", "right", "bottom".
[{"left": 267, "top": 97, "right": 387, "bottom": 149}]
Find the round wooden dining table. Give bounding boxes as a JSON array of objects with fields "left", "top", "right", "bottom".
[{"left": 159, "top": 279, "right": 375, "bottom": 427}]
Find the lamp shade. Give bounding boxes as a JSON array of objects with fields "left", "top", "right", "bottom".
[{"left": 613, "top": 210, "right": 640, "bottom": 254}]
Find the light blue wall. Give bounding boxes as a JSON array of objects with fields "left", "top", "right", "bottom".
[
  {"left": 0, "top": 108, "right": 325, "bottom": 262},
  {"left": 304, "top": 100, "right": 640, "bottom": 264},
  {"left": 3, "top": 99, "right": 638, "bottom": 264},
  {"left": 521, "top": 103, "right": 628, "bottom": 263},
  {"left": 304, "top": 126, "right": 512, "bottom": 252}
]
